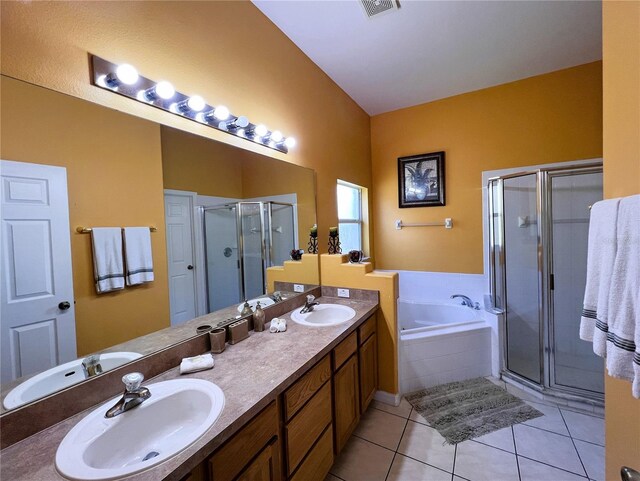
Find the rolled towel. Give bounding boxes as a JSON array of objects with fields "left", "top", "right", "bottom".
[
  {"left": 269, "top": 318, "right": 280, "bottom": 333},
  {"left": 277, "top": 319, "right": 287, "bottom": 332},
  {"left": 180, "top": 353, "right": 214, "bottom": 374}
]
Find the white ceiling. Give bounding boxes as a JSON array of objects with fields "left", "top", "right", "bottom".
[{"left": 252, "top": 0, "right": 602, "bottom": 115}]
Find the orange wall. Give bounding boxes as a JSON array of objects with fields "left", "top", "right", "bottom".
[
  {"left": 0, "top": 76, "right": 170, "bottom": 356},
  {"left": 602, "top": 1, "right": 640, "bottom": 477},
  {"left": 370, "top": 62, "right": 603, "bottom": 273},
  {"left": 0, "top": 1, "right": 372, "bottom": 251}
]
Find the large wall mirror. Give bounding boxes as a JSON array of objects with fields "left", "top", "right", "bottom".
[{"left": 0, "top": 76, "right": 318, "bottom": 412}]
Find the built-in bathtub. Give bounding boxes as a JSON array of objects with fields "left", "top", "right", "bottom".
[{"left": 398, "top": 300, "right": 492, "bottom": 393}]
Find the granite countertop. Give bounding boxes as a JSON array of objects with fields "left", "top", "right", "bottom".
[{"left": 0, "top": 296, "right": 378, "bottom": 481}]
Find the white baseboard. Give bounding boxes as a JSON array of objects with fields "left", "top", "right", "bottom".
[{"left": 373, "top": 390, "right": 401, "bottom": 406}]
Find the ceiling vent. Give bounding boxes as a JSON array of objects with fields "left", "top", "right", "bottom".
[{"left": 360, "top": 0, "right": 399, "bottom": 19}]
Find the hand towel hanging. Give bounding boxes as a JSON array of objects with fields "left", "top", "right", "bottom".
[
  {"left": 91, "top": 227, "right": 125, "bottom": 294},
  {"left": 123, "top": 227, "right": 154, "bottom": 285}
]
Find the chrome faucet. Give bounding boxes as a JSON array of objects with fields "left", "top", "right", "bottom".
[
  {"left": 105, "top": 372, "right": 151, "bottom": 418},
  {"left": 82, "top": 354, "right": 103, "bottom": 378},
  {"left": 270, "top": 291, "right": 283, "bottom": 303},
  {"left": 451, "top": 294, "right": 480, "bottom": 309},
  {"left": 300, "top": 294, "right": 319, "bottom": 314}
]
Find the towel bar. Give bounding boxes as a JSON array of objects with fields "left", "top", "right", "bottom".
[
  {"left": 395, "top": 218, "right": 453, "bottom": 230},
  {"left": 76, "top": 226, "right": 157, "bottom": 234}
]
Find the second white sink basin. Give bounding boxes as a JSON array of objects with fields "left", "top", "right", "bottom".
[
  {"left": 3, "top": 352, "right": 142, "bottom": 410},
  {"left": 290, "top": 303, "right": 356, "bottom": 327},
  {"left": 55, "top": 378, "right": 224, "bottom": 480}
]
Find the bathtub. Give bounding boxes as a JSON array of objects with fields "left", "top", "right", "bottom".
[{"left": 398, "top": 300, "right": 492, "bottom": 394}]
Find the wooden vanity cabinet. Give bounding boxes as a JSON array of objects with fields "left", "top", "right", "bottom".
[
  {"left": 283, "top": 355, "right": 333, "bottom": 480},
  {"left": 332, "top": 331, "right": 360, "bottom": 454},
  {"left": 358, "top": 315, "right": 378, "bottom": 413},
  {"left": 209, "top": 401, "right": 281, "bottom": 481}
]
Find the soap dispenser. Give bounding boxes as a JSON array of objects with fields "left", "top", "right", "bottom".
[
  {"left": 253, "top": 301, "right": 266, "bottom": 332},
  {"left": 241, "top": 300, "right": 253, "bottom": 317}
]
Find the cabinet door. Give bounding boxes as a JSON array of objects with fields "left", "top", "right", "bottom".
[
  {"left": 236, "top": 439, "right": 280, "bottom": 481},
  {"left": 359, "top": 333, "right": 377, "bottom": 413},
  {"left": 333, "top": 355, "right": 360, "bottom": 453}
]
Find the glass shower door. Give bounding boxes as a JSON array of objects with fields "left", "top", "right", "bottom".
[
  {"left": 239, "top": 202, "right": 266, "bottom": 301},
  {"left": 549, "top": 170, "right": 604, "bottom": 394},
  {"left": 267, "top": 203, "right": 295, "bottom": 267},
  {"left": 503, "top": 173, "right": 542, "bottom": 384},
  {"left": 203, "top": 205, "right": 241, "bottom": 312}
]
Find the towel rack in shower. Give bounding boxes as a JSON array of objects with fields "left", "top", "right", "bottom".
[
  {"left": 395, "top": 218, "right": 453, "bottom": 230},
  {"left": 76, "top": 226, "right": 158, "bottom": 234}
]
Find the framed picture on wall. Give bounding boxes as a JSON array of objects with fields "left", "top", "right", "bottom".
[{"left": 398, "top": 151, "right": 445, "bottom": 208}]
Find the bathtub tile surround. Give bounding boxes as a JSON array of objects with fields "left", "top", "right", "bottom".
[{"left": 329, "top": 388, "right": 605, "bottom": 481}]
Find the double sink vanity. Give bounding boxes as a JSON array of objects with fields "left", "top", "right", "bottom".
[{"left": 0, "top": 286, "right": 379, "bottom": 481}]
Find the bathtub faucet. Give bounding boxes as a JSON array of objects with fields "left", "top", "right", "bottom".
[{"left": 451, "top": 295, "right": 480, "bottom": 310}]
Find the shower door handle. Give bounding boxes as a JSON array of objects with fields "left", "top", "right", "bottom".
[{"left": 549, "top": 274, "right": 554, "bottom": 290}]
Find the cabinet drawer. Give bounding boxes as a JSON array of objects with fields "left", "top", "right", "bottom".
[
  {"left": 358, "top": 315, "right": 376, "bottom": 345},
  {"left": 285, "top": 382, "right": 332, "bottom": 475},
  {"left": 290, "top": 426, "right": 334, "bottom": 481},
  {"left": 210, "top": 402, "right": 279, "bottom": 481},
  {"left": 333, "top": 331, "right": 357, "bottom": 372},
  {"left": 284, "top": 355, "right": 331, "bottom": 421}
]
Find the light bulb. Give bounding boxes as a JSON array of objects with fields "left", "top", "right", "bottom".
[
  {"left": 115, "top": 64, "right": 139, "bottom": 85},
  {"left": 213, "top": 105, "right": 230, "bottom": 120},
  {"left": 218, "top": 121, "right": 228, "bottom": 131},
  {"left": 271, "top": 130, "right": 283, "bottom": 143},
  {"left": 187, "top": 95, "right": 206, "bottom": 112},
  {"left": 284, "top": 137, "right": 296, "bottom": 149},
  {"left": 255, "top": 124, "right": 268, "bottom": 138},
  {"left": 154, "top": 81, "right": 175, "bottom": 100},
  {"left": 235, "top": 116, "right": 249, "bottom": 128}
]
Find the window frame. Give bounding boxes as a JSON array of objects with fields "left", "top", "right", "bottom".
[{"left": 337, "top": 180, "right": 364, "bottom": 252}]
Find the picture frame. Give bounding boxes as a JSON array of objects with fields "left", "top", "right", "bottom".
[{"left": 398, "top": 151, "right": 445, "bottom": 208}]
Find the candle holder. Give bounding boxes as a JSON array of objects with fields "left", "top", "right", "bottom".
[
  {"left": 328, "top": 228, "right": 341, "bottom": 255},
  {"left": 308, "top": 224, "right": 318, "bottom": 254}
]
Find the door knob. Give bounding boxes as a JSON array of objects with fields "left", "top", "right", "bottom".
[
  {"left": 58, "top": 301, "right": 71, "bottom": 310},
  {"left": 187, "top": 265, "right": 194, "bottom": 270}
]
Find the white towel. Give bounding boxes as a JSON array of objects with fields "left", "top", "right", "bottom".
[
  {"left": 580, "top": 198, "right": 620, "bottom": 350},
  {"left": 605, "top": 195, "right": 640, "bottom": 397},
  {"left": 269, "top": 318, "right": 287, "bottom": 333},
  {"left": 179, "top": 353, "right": 214, "bottom": 374},
  {"left": 91, "top": 228, "right": 125, "bottom": 294},
  {"left": 123, "top": 227, "right": 154, "bottom": 285}
]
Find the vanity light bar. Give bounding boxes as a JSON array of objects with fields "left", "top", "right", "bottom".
[{"left": 90, "top": 55, "right": 295, "bottom": 154}]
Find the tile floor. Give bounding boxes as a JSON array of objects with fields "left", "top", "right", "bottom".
[{"left": 326, "top": 381, "right": 605, "bottom": 481}]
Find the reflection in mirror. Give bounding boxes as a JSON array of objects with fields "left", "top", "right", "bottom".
[{"left": 0, "top": 75, "right": 317, "bottom": 412}]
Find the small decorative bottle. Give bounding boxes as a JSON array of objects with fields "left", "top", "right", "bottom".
[
  {"left": 240, "top": 300, "right": 253, "bottom": 317},
  {"left": 253, "top": 301, "right": 266, "bottom": 332}
]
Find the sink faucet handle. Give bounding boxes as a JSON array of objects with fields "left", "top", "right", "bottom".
[
  {"left": 306, "top": 294, "right": 315, "bottom": 304},
  {"left": 122, "top": 372, "right": 144, "bottom": 392}
]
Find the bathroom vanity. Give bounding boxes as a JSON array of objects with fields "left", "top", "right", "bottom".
[{"left": 0, "top": 291, "right": 379, "bottom": 481}]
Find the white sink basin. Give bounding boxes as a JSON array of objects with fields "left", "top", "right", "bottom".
[
  {"left": 55, "top": 378, "right": 225, "bottom": 480},
  {"left": 236, "top": 296, "right": 275, "bottom": 313},
  {"left": 290, "top": 304, "right": 356, "bottom": 327},
  {"left": 3, "top": 352, "right": 142, "bottom": 410}
]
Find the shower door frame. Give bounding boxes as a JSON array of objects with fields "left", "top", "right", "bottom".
[
  {"left": 489, "top": 162, "right": 604, "bottom": 403},
  {"left": 264, "top": 201, "right": 296, "bottom": 268}
]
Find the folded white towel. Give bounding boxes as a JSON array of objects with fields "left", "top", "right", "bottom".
[
  {"left": 277, "top": 318, "right": 287, "bottom": 332},
  {"left": 123, "top": 227, "right": 154, "bottom": 286},
  {"left": 580, "top": 198, "right": 620, "bottom": 347},
  {"left": 604, "top": 195, "right": 640, "bottom": 398},
  {"left": 179, "top": 353, "right": 214, "bottom": 374},
  {"left": 269, "top": 318, "right": 280, "bottom": 333},
  {"left": 91, "top": 228, "right": 125, "bottom": 294}
]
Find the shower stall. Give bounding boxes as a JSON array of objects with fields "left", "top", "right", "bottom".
[
  {"left": 488, "top": 163, "right": 604, "bottom": 403},
  {"left": 202, "top": 201, "right": 296, "bottom": 312}
]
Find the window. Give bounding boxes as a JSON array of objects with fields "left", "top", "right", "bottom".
[{"left": 337, "top": 180, "right": 363, "bottom": 253}]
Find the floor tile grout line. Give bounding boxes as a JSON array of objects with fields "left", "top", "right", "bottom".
[
  {"left": 559, "top": 408, "right": 591, "bottom": 479},
  {"left": 512, "top": 425, "right": 522, "bottom": 481},
  {"left": 372, "top": 405, "right": 412, "bottom": 421},
  {"left": 351, "top": 433, "right": 396, "bottom": 453},
  {"left": 451, "top": 443, "right": 458, "bottom": 480},
  {"left": 521, "top": 418, "right": 604, "bottom": 446},
  {"left": 393, "top": 452, "right": 456, "bottom": 478},
  {"left": 383, "top": 452, "right": 397, "bottom": 481},
  {"left": 516, "top": 454, "right": 590, "bottom": 479}
]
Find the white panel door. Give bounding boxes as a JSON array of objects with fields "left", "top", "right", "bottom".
[
  {"left": 1, "top": 160, "right": 76, "bottom": 383},
  {"left": 164, "top": 191, "right": 197, "bottom": 325}
]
